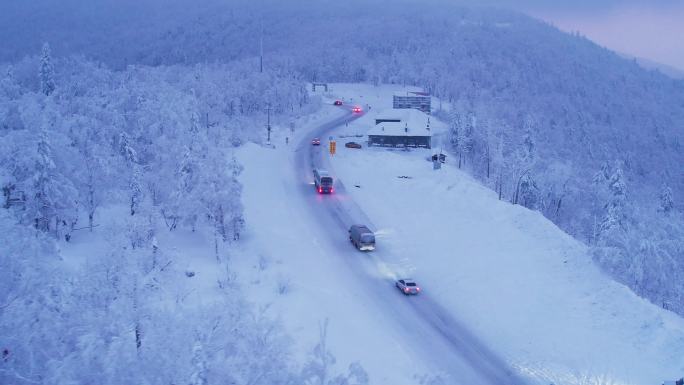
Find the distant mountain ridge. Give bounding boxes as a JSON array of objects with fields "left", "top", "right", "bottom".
[{"left": 616, "top": 52, "right": 684, "bottom": 79}]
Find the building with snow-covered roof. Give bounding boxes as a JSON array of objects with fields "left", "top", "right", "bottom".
[
  {"left": 367, "top": 109, "right": 433, "bottom": 149},
  {"left": 373, "top": 108, "right": 432, "bottom": 126},
  {"left": 393, "top": 91, "right": 431, "bottom": 114}
]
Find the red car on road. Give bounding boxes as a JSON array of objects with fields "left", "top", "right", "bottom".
[
  {"left": 333, "top": 100, "right": 343, "bottom": 106},
  {"left": 352, "top": 106, "right": 362, "bottom": 113}
]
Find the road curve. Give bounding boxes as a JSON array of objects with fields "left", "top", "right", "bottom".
[{"left": 294, "top": 106, "right": 526, "bottom": 385}]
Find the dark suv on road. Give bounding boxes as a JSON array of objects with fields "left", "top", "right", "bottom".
[{"left": 349, "top": 224, "right": 375, "bottom": 251}]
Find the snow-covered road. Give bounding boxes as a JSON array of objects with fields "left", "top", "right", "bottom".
[{"left": 294, "top": 106, "right": 524, "bottom": 384}]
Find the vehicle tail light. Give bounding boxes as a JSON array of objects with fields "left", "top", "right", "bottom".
[
  {"left": 318, "top": 187, "right": 322, "bottom": 193},
  {"left": 416, "top": 287, "right": 421, "bottom": 292},
  {"left": 404, "top": 288, "right": 409, "bottom": 293},
  {"left": 330, "top": 188, "right": 334, "bottom": 193}
]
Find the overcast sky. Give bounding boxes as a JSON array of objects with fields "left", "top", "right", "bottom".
[
  {"left": 516, "top": 1, "right": 684, "bottom": 70},
  {"left": 467, "top": 0, "right": 684, "bottom": 70}
]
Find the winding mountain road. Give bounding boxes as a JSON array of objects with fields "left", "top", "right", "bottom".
[{"left": 292, "top": 106, "right": 524, "bottom": 384}]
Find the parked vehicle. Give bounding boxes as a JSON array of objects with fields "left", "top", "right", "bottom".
[
  {"left": 396, "top": 279, "right": 421, "bottom": 295},
  {"left": 313, "top": 169, "right": 334, "bottom": 194},
  {"left": 311, "top": 138, "right": 321, "bottom": 145},
  {"left": 431, "top": 153, "right": 446, "bottom": 163},
  {"left": 333, "top": 100, "right": 343, "bottom": 106},
  {"left": 345, "top": 141, "right": 362, "bottom": 149},
  {"left": 349, "top": 224, "right": 375, "bottom": 251}
]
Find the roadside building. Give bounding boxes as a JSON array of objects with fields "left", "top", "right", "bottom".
[
  {"left": 367, "top": 109, "right": 433, "bottom": 149},
  {"left": 392, "top": 91, "right": 431, "bottom": 114}
]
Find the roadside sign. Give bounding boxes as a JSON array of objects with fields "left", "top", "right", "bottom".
[{"left": 330, "top": 140, "right": 336, "bottom": 155}]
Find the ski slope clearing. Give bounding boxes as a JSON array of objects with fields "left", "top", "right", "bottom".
[{"left": 326, "top": 85, "right": 684, "bottom": 385}]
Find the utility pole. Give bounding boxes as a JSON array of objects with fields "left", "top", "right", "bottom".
[
  {"left": 259, "top": 21, "right": 264, "bottom": 73},
  {"left": 266, "top": 104, "right": 272, "bottom": 143}
]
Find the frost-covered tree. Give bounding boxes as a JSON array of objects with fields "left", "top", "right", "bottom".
[
  {"left": 77, "top": 138, "right": 110, "bottom": 231},
  {"left": 188, "top": 342, "right": 209, "bottom": 385},
  {"left": 174, "top": 145, "right": 202, "bottom": 230},
  {"left": 1, "top": 65, "right": 21, "bottom": 100},
  {"left": 119, "top": 132, "right": 138, "bottom": 165},
  {"left": 659, "top": 184, "right": 674, "bottom": 214},
  {"left": 476, "top": 117, "right": 495, "bottom": 180},
  {"left": 448, "top": 110, "right": 475, "bottom": 169},
  {"left": 515, "top": 172, "right": 539, "bottom": 209},
  {"left": 25, "top": 130, "right": 78, "bottom": 239},
  {"left": 457, "top": 112, "right": 475, "bottom": 168},
  {"left": 520, "top": 117, "right": 535, "bottom": 164},
  {"left": 200, "top": 154, "right": 243, "bottom": 243},
  {"left": 226, "top": 155, "right": 245, "bottom": 240},
  {"left": 596, "top": 163, "right": 628, "bottom": 241},
  {"left": 39, "top": 43, "right": 56, "bottom": 96},
  {"left": 511, "top": 116, "right": 539, "bottom": 208},
  {"left": 129, "top": 166, "right": 143, "bottom": 216},
  {"left": 301, "top": 319, "right": 369, "bottom": 385}
]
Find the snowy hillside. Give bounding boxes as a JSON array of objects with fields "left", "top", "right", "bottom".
[
  {"left": 2, "top": 0, "right": 683, "bottom": 316},
  {"left": 0, "top": 43, "right": 322, "bottom": 384},
  {"left": 331, "top": 137, "right": 684, "bottom": 384},
  {"left": 228, "top": 84, "right": 684, "bottom": 384},
  {"left": 1, "top": 1, "right": 684, "bottom": 384},
  {"left": 326, "top": 85, "right": 684, "bottom": 384}
]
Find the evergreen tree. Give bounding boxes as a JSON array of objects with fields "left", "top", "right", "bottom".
[
  {"left": 448, "top": 110, "right": 461, "bottom": 149},
  {"left": 608, "top": 164, "right": 627, "bottom": 198},
  {"left": 189, "top": 342, "right": 208, "bottom": 385},
  {"left": 598, "top": 163, "right": 627, "bottom": 237},
  {"left": 449, "top": 111, "right": 474, "bottom": 169},
  {"left": 26, "top": 130, "right": 78, "bottom": 238},
  {"left": 457, "top": 112, "right": 475, "bottom": 168},
  {"left": 520, "top": 116, "right": 536, "bottom": 165},
  {"left": 39, "top": 43, "right": 56, "bottom": 96},
  {"left": 517, "top": 172, "right": 539, "bottom": 209},
  {"left": 1, "top": 65, "right": 21, "bottom": 99},
  {"left": 119, "top": 132, "right": 138, "bottom": 165},
  {"left": 130, "top": 166, "right": 143, "bottom": 216},
  {"left": 78, "top": 139, "right": 109, "bottom": 232},
  {"left": 659, "top": 184, "right": 674, "bottom": 214}
]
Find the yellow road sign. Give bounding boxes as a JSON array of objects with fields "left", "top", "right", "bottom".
[{"left": 329, "top": 140, "right": 336, "bottom": 155}]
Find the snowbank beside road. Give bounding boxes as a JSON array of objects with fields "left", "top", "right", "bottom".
[{"left": 329, "top": 140, "right": 684, "bottom": 385}]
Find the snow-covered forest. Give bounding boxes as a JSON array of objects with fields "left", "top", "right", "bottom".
[
  {"left": 0, "top": 32, "right": 333, "bottom": 385},
  {"left": 1, "top": 0, "right": 684, "bottom": 383},
  {"left": 5, "top": 0, "right": 682, "bottom": 318}
]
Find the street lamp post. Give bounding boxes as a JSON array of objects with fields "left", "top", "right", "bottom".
[{"left": 266, "top": 104, "right": 272, "bottom": 143}]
